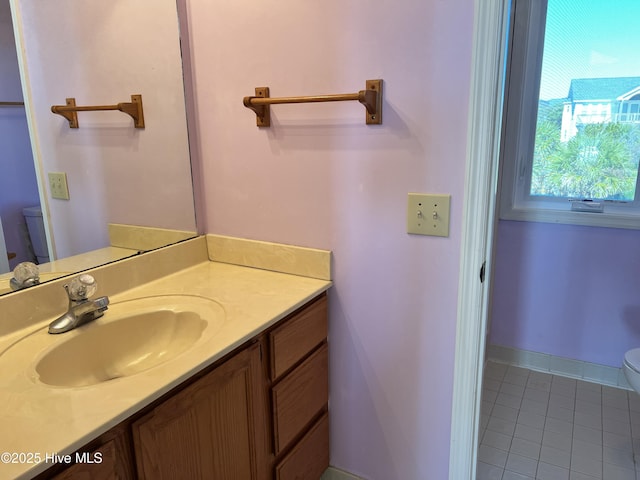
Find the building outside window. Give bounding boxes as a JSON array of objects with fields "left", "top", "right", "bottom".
[{"left": 499, "top": 0, "right": 640, "bottom": 228}]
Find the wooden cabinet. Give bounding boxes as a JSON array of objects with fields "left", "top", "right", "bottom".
[
  {"left": 269, "top": 294, "right": 328, "bottom": 380},
  {"left": 268, "top": 294, "right": 329, "bottom": 480},
  {"left": 40, "top": 426, "right": 135, "bottom": 480},
  {"left": 37, "top": 293, "right": 328, "bottom": 480},
  {"left": 132, "top": 342, "right": 268, "bottom": 480},
  {"left": 272, "top": 344, "right": 328, "bottom": 454},
  {"left": 274, "top": 413, "right": 329, "bottom": 480}
]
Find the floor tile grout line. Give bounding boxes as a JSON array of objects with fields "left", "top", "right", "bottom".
[{"left": 479, "top": 361, "right": 640, "bottom": 480}]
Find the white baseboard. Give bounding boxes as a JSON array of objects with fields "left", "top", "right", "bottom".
[
  {"left": 322, "top": 466, "right": 366, "bottom": 480},
  {"left": 488, "top": 344, "right": 632, "bottom": 390}
]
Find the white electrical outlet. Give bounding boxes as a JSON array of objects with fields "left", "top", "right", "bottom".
[
  {"left": 48, "top": 172, "right": 70, "bottom": 200},
  {"left": 407, "top": 193, "right": 450, "bottom": 237}
]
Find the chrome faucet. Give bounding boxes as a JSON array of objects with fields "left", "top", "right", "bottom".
[{"left": 48, "top": 274, "right": 109, "bottom": 334}]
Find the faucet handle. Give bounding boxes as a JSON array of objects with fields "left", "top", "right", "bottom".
[
  {"left": 9, "top": 262, "right": 39, "bottom": 290},
  {"left": 65, "top": 274, "right": 98, "bottom": 301}
]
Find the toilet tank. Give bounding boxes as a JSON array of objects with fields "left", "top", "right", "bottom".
[{"left": 22, "top": 206, "right": 50, "bottom": 263}]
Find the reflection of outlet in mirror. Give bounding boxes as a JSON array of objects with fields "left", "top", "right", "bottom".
[
  {"left": 48, "top": 172, "right": 70, "bottom": 200},
  {"left": 407, "top": 193, "right": 450, "bottom": 237}
]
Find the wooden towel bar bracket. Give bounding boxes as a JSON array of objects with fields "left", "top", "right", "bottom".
[
  {"left": 243, "top": 79, "right": 383, "bottom": 127},
  {"left": 51, "top": 94, "right": 145, "bottom": 128}
]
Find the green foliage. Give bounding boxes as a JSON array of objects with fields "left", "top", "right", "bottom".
[
  {"left": 537, "top": 100, "right": 564, "bottom": 128},
  {"left": 531, "top": 106, "right": 640, "bottom": 200}
]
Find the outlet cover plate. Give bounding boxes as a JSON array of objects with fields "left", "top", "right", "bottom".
[
  {"left": 48, "top": 172, "right": 70, "bottom": 200},
  {"left": 407, "top": 193, "right": 450, "bottom": 237}
]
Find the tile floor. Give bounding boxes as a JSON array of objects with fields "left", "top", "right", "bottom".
[{"left": 477, "top": 361, "right": 640, "bottom": 480}]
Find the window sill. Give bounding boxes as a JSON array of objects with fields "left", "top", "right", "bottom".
[{"left": 500, "top": 207, "right": 640, "bottom": 230}]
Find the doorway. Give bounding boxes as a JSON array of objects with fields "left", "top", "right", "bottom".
[
  {"left": 448, "top": 0, "right": 510, "bottom": 478},
  {"left": 0, "top": 0, "right": 42, "bottom": 273},
  {"left": 456, "top": 1, "right": 640, "bottom": 479}
]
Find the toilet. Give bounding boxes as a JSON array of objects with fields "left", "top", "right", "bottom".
[
  {"left": 623, "top": 348, "right": 640, "bottom": 393},
  {"left": 22, "top": 206, "right": 50, "bottom": 264}
]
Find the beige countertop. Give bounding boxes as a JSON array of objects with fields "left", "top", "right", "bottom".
[
  {"left": 0, "top": 236, "right": 331, "bottom": 479},
  {"left": 0, "top": 246, "right": 138, "bottom": 295}
]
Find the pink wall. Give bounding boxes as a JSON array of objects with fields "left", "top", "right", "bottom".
[
  {"left": 490, "top": 220, "right": 640, "bottom": 367},
  {"left": 183, "top": 0, "right": 474, "bottom": 478},
  {"left": 15, "top": 0, "right": 195, "bottom": 259}
]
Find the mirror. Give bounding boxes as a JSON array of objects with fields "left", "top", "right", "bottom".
[{"left": 0, "top": 0, "right": 197, "bottom": 295}]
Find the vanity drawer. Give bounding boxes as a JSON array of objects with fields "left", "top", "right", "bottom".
[
  {"left": 272, "top": 343, "right": 328, "bottom": 453},
  {"left": 269, "top": 294, "right": 327, "bottom": 381},
  {"left": 275, "top": 412, "right": 329, "bottom": 480}
]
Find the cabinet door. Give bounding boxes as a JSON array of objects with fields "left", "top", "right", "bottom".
[
  {"left": 132, "top": 343, "right": 268, "bottom": 480},
  {"left": 44, "top": 428, "right": 134, "bottom": 480}
]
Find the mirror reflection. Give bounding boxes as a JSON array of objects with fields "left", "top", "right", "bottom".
[{"left": 0, "top": 0, "right": 197, "bottom": 295}]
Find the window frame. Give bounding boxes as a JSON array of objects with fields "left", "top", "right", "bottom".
[{"left": 498, "top": 0, "right": 640, "bottom": 229}]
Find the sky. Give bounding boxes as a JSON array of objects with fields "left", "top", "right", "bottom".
[{"left": 539, "top": 0, "right": 640, "bottom": 100}]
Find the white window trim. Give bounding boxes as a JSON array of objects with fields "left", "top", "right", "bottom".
[{"left": 498, "top": 0, "right": 640, "bottom": 230}]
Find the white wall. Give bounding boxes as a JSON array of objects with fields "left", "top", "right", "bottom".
[
  {"left": 183, "top": 0, "right": 474, "bottom": 478},
  {"left": 13, "top": 0, "right": 195, "bottom": 259}
]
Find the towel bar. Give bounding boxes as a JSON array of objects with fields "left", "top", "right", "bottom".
[
  {"left": 243, "top": 79, "right": 382, "bottom": 127},
  {"left": 51, "top": 94, "right": 144, "bottom": 128}
]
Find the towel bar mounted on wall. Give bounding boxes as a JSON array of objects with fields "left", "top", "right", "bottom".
[
  {"left": 0, "top": 101, "right": 25, "bottom": 107},
  {"left": 51, "top": 94, "right": 145, "bottom": 128},
  {"left": 243, "top": 79, "right": 383, "bottom": 127}
]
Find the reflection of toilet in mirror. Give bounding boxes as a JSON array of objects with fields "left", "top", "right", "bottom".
[
  {"left": 22, "top": 206, "right": 49, "bottom": 264},
  {"left": 623, "top": 349, "right": 640, "bottom": 464},
  {"left": 624, "top": 349, "right": 640, "bottom": 393}
]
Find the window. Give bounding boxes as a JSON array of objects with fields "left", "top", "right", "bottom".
[{"left": 499, "top": 0, "right": 640, "bottom": 229}]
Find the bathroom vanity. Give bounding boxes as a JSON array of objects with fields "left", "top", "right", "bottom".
[
  {"left": 0, "top": 236, "right": 331, "bottom": 480},
  {"left": 37, "top": 293, "right": 328, "bottom": 480}
]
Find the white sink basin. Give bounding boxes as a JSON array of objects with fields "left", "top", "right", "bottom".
[{"left": 32, "top": 295, "right": 225, "bottom": 387}]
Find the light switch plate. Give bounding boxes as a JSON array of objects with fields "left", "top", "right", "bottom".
[
  {"left": 407, "top": 193, "right": 450, "bottom": 237},
  {"left": 48, "top": 172, "right": 70, "bottom": 200}
]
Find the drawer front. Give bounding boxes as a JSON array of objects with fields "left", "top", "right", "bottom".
[
  {"left": 270, "top": 294, "right": 327, "bottom": 380},
  {"left": 272, "top": 343, "right": 328, "bottom": 453},
  {"left": 275, "top": 412, "right": 329, "bottom": 480}
]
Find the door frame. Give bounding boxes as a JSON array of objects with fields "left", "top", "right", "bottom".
[
  {"left": 449, "top": 0, "right": 510, "bottom": 478},
  {"left": 9, "top": 0, "right": 56, "bottom": 262}
]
